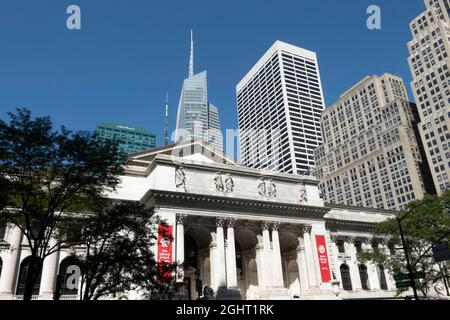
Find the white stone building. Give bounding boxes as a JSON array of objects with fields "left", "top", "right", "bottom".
[{"left": 0, "top": 141, "right": 401, "bottom": 300}]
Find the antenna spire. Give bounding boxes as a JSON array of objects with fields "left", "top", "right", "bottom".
[
  {"left": 164, "top": 93, "right": 169, "bottom": 146},
  {"left": 189, "top": 30, "right": 194, "bottom": 77}
]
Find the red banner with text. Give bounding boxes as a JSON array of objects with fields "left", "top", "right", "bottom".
[
  {"left": 315, "top": 235, "right": 332, "bottom": 283},
  {"left": 157, "top": 224, "right": 173, "bottom": 281}
]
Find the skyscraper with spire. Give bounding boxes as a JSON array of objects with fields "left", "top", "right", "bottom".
[{"left": 175, "top": 31, "right": 223, "bottom": 151}]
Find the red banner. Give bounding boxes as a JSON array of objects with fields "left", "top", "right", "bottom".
[
  {"left": 157, "top": 224, "right": 173, "bottom": 281},
  {"left": 315, "top": 235, "right": 332, "bottom": 283}
]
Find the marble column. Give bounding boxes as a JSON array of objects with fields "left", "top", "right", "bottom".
[
  {"left": 262, "top": 221, "right": 273, "bottom": 287},
  {"left": 255, "top": 222, "right": 272, "bottom": 289},
  {"left": 225, "top": 219, "right": 238, "bottom": 288},
  {"left": 345, "top": 238, "right": 362, "bottom": 290},
  {"left": 271, "top": 223, "right": 284, "bottom": 287},
  {"left": 296, "top": 234, "right": 310, "bottom": 292},
  {"left": 302, "top": 225, "right": 318, "bottom": 288},
  {"left": 175, "top": 214, "right": 187, "bottom": 283},
  {"left": 0, "top": 225, "right": 23, "bottom": 299},
  {"left": 39, "top": 239, "right": 60, "bottom": 299},
  {"left": 209, "top": 232, "right": 217, "bottom": 290},
  {"left": 215, "top": 218, "right": 227, "bottom": 289},
  {"left": 363, "top": 241, "right": 380, "bottom": 290},
  {"left": 381, "top": 244, "right": 394, "bottom": 290},
  {"left": 330, "top": 233, "right": 342, "bottom": 284}
]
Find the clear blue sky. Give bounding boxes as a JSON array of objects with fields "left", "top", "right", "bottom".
[{"left": 0, "top": 0, "right": 425, "bottom": 146}]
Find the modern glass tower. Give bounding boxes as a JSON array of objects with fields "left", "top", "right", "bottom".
[
  {"left": 95, "top": 122, "right": 156, "bottom": 157},
  {"left": 175, "top": 31, "right": 223, "bottom": 151}
]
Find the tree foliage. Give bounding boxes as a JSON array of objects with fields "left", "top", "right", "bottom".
[
  {"left": 357, "top": 193, "right": 450, "bottom": 298},
  {"left": 0, "top": 108, "right": 124, "bottom": 299},
  {"left": 75, "top": 200, "right": 171, "bottom": 300}
]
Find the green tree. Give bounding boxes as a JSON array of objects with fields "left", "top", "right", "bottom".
[
  {"left": 357, "top": 193, "right": 450, "bottom": 298},
  {"left": 74, "top": 200, "right": 171, "bottom": 300},
  {"left": 0, "top": 108, "right": 123, "bottom": 300}
]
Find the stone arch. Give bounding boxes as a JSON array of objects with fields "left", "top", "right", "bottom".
[
  {"left": 279, "top": 230, "right": 301, "bottom": 294},
  {"left": 235, "top": 228, "right": 259, "bottom": 298},
  {"left": 184, "top": 225, "right": 212, "bottom": 299}
]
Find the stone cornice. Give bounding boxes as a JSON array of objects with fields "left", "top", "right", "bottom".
[
  {"left": 125, "top": 154, "right": 320, "bottom": 186},
  {"left": 325, "top": 218, "right": 375, "bottom": 232},
  {"left": 145, "top": 189, "right": 330, "bottom": 219}
]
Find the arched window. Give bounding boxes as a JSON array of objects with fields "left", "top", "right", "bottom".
[
  {"left": 16, "top": 256, "right": 42, "bottom": 296},
  {"left": 59, "top": 256, "right": 82, "bottom": 296},
  {"left": 377, "top": 265, "right": 388, "bottom": 290},
  {"left": 0, "top": 225, "right": 5, "bottom": 240},
  {"left": 340, "top": 264, "right": 352, "bottom": 291},
  {"left": 359, "top": 265, "right": 370, "bottom": 290}
]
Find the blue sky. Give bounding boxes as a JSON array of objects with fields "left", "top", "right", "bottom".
[{"left": 0, "top": 0, "right": 424, "bottom": 146}]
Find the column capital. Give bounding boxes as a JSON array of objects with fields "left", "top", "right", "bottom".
[
  {"left": 301, "top": 225, "right": 312, "bottom": 235},
  {"left": 176, "top": 214, "right": 188, "bottom": 225},
  {"left": 216, "top": 217, "right": 227, "bottom": 228},
  {"left": 261, "top": 221, "right": 271, "bottom": 231},
  {"left": 272, "top": 222, "right": 281, "bottom": 231},
  {"left": 226, "top": 218, "right": 238, "bottom": 228},
  {"left": 330, "top": 232, "right": 339, "bottom": 243},
  {"left": 345, "top": 236, "right": 356, "bottom": 244}
]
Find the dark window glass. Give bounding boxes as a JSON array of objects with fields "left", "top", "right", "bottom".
[
  {"left": 16, "top": 257, "right": 42, "bottom": 296},
  {"left": 59, "top": 256, "right": 82, "bottom": 296},
  {"left": 359, "top": 265, "right": 370, "bottom": 290},
  {"left": 340, "top": 264, "right": 353, "bottom": 291}
]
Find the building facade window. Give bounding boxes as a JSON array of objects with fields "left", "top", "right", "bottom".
[
  {"left": 58, "top": 256, "right": 82, "bottom": 296},
  {"left": 0, "top": 225, "right": 5, "bottom": 240},
  {"left": 16, "top": 257, "right": 43, "bottom": 296},
  {"left": 340, "top": 264, "right": 353, "bottom": 291},
  {"left": 359, "top": 265, "right": 370, "bottom": 290},
  {"left": 377, "top": 265, "right": 388, "bottom": 290},
  {"left": 337, "top": 240, "right": 345, "bottom": 253}
]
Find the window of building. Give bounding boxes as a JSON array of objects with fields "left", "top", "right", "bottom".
[
  {"left": 16, "top": 257, "right": 43, "bottom": 296},
  {"left": 0, "top": 257, "right": 3, "bottom": 281},
  {"left": 377, "top": 265, "right": 388, "bottom": 290},
  {"left": 337, "top": 240, "right": 345, "bottom": 253},
  {"left": 359, "top": 265, "right": 370, "bottom": 290},
  {"left": 340, "top": 264, "right": 353, "bottom": 291},
  {"left": 58, "top": 256, "right": 82, "bottom": 296},
  {"left": 0, "top": 225, "right": 5, "bottom": 240}
]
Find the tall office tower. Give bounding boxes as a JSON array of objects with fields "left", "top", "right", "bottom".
[
  {"left": 408, "top": 0, "right": 450, "bottom": 195},
  {"left": 236, "top": 41, "right": 325, "bottom": 175},
  {"left": 175, "top": 31, "right": 223, "bottom": 151},
  {"left": 314, "top": 74, "right": 433, "bottom": 211},
  {"left": 95, "top": 122, "right": 156, "bottom": 157}
]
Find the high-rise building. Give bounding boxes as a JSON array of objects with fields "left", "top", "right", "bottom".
[
  {"left": 175, "top": 31, "right": 223, "bottom": 151},
  {"left": 314, "top": 74, "right": 434, "bottom": 211},
  {"left": 236, "top": 41, "right": 325, "bottom": 175},
  {"left": 95, "top": 122, "right": 156, "bottom": 157},
  {"left": 407, "top": 0, "right": 450, "bottom": 195}
]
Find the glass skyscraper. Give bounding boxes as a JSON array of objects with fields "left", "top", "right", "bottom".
[
  {"left": 175, "top": 32, "right": 223, "bottom": 151},
  {"left": 95, "top": 122, "right": 156, "bottom": 157}
]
